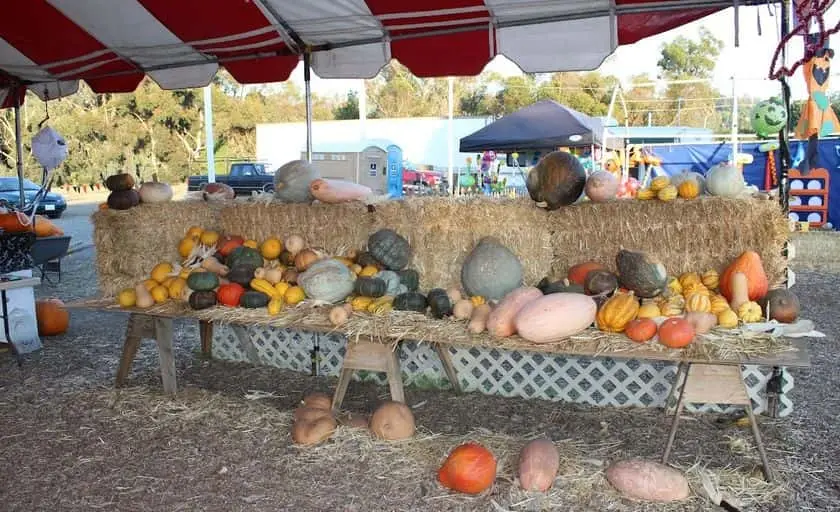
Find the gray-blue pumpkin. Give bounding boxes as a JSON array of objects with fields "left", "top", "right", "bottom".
[{"left": 461, "top": 237, "right": 523, "bottom": 301}]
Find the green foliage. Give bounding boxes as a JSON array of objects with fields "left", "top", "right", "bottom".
[{"left": 657, "top": 27, "right": 723, "bottom": 79}]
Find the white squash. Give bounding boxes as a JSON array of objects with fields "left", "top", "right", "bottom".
[
  {"left": 705, "top": 163, "right": 744, "bottom": 197},
  {"left": 298, "top": 259, "right": 354, "bottom": 303},
  {"left": 138, "top": 180, "right": 173, "bottom": 203},
  {"left": 513, "top": 293, "right": 597, "bottom": 343}
]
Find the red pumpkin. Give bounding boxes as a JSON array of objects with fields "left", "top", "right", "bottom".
[
  {"left": 438, "top": 442, "right": 497, "bottom": 495},
  {"left": 567, "top": 261, "right": 607, "bottom": 286},
  {"left": 35, "top": 298, "right": 69, "bottom": 336},
  {"left": 216, "top": 235, "right": 244, "bottom": 258},
  {"left": 719, "top": 251, "right": 768, "bottom": 302},
  {"left": 217, "top": 283, "right": 245, "bottom": 307},
  {"left": 625, "top": 318, "right": 657, "bottom": 343},
  {"left": 657, "top": 318, "right": 695, "bottom": 349}
]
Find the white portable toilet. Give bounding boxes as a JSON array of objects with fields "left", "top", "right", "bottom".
[{"left": 302, "top": 139, "right": 399, "bottom": 195}]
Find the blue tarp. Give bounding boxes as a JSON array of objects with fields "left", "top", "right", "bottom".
[{"left": 647, "top": 138, "right": 840, "bottom": 228}]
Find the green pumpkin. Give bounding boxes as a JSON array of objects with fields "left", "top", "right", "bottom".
[
  {"left": 354, "top": 277, "right": 387, "bottom": 298},
  {"left": 393, "top": 292, "right": 427, "bottom": 313},
  {"left": 356, "top": 251, "right": 381, "bottom": 269},
  {"left": 227, "top": 265, "right": 257, "bottom": 287},
  {"left": 461, "top": 237, "right": 523, "bottom": 301},
  {"left": 226, "top": 246, "right": 263, "bottom": 269},
  {"left": 368, "top": 229, "right": 411, "bottom": 270},
  {"left": 427, "top": 288, "right": 452, "bottom": 319},
  {"left": 397, "top": 269, "right": 420, "bottom": 292},
  {"left": 188, "top": 290, "right": 217, "bottom": 310},
  {"left": 240, "top": 290, "right": 270, "bottom": 308},
  {"left": 186, "top": 271, "right": 220, "bottom": 292},
  {"left": 537, "top": 277, "right": 584, "bottom": 295}
]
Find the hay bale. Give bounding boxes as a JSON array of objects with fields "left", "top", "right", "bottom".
[
  {"left": 370, "top": 197, "right": 554, "bottom": 290},
  {"left": 93, "top": 202, "right": 221, "bottom": 296},
  {"left": 217, "top": 202, "right": 374, "bottom": 255},
  {"left": 548, "top": 197, "right": 789, "bottom": 287},
  {"left": 91, "top": 196, "right": 789, "bottom": 299}
]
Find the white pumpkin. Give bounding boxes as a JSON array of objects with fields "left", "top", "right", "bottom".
[
  {"left": 298, "top": 258, "right": 354, "bottom": 303},
  {"left": 705, "top": 163, "right": 744, "bottom": 197},
  {"left": 274, "top": 160, "right": 320, "bottom": 203},
  {"left": 138, "top": 181, "right": 173, "bottom": 203}
]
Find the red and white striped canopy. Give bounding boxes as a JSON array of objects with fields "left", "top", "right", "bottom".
[{"left": 0, "top": 1, "right": 760, "bottom": 107}]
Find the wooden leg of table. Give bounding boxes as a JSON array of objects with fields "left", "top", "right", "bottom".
[
  {"left": 664, "top": 362, "right": 687, "bottom": 415},
  {"left": 199, "top": 320, "right": 213, "bottom": 357},
  {"left": 662, "top": 364, "right": 690, "bottom": 464},
  {"left": 435, "top": 344, "right": 461, "bottom": 394},
  {"left": 154, "top": 318, "right": 177, "bottom": 395},
  {"left": 386, "top": 347, "right": 405, "bottom": 403},
  {"left": 231, "top": 325, "right": 261, "bottom": 365},
  {"left": 115, "top": 313, "right": 145, "bottom": 388},
  {"left": 746, "top": 398, "right": 773, "bottom": 482},
  {"left": 332, "top": 368, "right": 353, "bottom": 411}
]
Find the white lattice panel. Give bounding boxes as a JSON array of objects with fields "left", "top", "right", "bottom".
[
  {"left": 213, "top": 327, "right": 794, "bottom": 417},
  {"left": 212, "top": 325, "right": 314, "bottom": 373}
]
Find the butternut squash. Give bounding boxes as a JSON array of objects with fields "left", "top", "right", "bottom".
[
  {"left": 728, "top": 272, "right": 749, "bottom": 311},
  {"left": 486, "top": 287, "right": 543, "bottom": 337},
  {"left": 468, "top": 304, "right": 492, "bottom": 334},
  {"left": 309, "top": 178, "right": 372, "bottom": 203},
  {"left": 201, "top": 256, "right": 229, "bottom": 276},
  {"left": 134, "top": 283, "right": 155, "bottom": 308}
]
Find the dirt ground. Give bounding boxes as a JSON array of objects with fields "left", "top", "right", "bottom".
[{"left": 1, "top": 204, "right": 838, "bottom": 511}]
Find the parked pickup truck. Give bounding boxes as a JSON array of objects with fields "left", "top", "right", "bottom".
[{"left": 187, "top": 162, "right": 274, "bottom": 196}]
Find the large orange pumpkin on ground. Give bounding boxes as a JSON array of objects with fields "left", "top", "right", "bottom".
[
  {"left": 35, "top": 298, "right": 69, "bottom": 336},
  {"left": 438, "top": 442, "right": 497, "bottom": 494},
  {"left": 719, "top": 251, "right": 768, "bottom": 302}
]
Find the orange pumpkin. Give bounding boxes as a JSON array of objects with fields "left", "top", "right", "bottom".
[
  {"left": 657, "top": 318, "right": 695, "bottom": 349},
  {"left": 217, "top": 283, "right": 245, "bottom": 307},
  {"left": 0, "top": 211, "right": 31, "bottom": 233},
  {"left": 216, "top": 235, "right": 244, "bottom": 257},
  {"left": 438, "top": 442, "right": 497, "bottom": 495},
  {"left": 35, "top": 298, "right": 69, "bottom": 336},
  {"left": 567, "top": 261, "right": 607, "bottom": 286},
  {"left": 625, "top": 318, "right": 657, "bottom": 342},
  {"left": 719, "top": 251, "right": 768, "bottom": 302},
  {"left": 33, "top": 215, "right": 63, "bottom": 237}
]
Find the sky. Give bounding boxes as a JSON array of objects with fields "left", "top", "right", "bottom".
[{"left": 284, "top": 4, "right": 840, "bottom": 103}]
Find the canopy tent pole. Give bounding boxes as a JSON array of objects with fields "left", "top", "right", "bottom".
[
  {"left": 358, "top": 79, "right": 367, "bottom": 140},
  {"left": 14, "top": 90, "right": 25, "bottom": 207},
  {"left": 304, "top": 50, "right": 313, "bottom": 163},
  {"left": 448, "top": 76, "right": 454, "bottom": 195},
  {"left": 778, "top": 0, "right": 792, "bottom": 215},
  {"left": 730, "top": 0, "right": 741, "bottom": 162},
  {"left": 604, "top": 84, "right": 619, "bottom": 170},
  {"left": 203, "top": 85, "right": 215, "bottom": 183}
]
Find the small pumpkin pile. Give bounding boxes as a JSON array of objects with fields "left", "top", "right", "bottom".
[
  {"left": 291, "top": 392, "right": 337, "bottom": 445},
  {"left": 636, "top": 171, "right": 706, "bottom": 202}
]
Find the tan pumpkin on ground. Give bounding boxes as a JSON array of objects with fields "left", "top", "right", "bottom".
[
  {"left": 605, "top": 459, "right": 690, "bottom": 502},
  {"left": 369, "top": 401, "right": 415, "bottom": 440},
  {"left": 518, "top": 437, "right": 559, "bottom": 492},
  {"left": 291, "top": 415, "right": 337, "bottom": 445}
]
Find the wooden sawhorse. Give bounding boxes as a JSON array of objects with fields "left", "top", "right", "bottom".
[
  {"left": 662, "top": 363, "right": 772, "bottom": 481},
  {"left": 115, "top": 313, "right": 214, "bottom": 395},
  {"left": 331, "top": 338, "right": 461, "bottom": 409}
]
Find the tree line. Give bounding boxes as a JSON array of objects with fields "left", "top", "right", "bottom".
[{"left": 0, "top": 26, "right": 834, "bottom": 189}]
